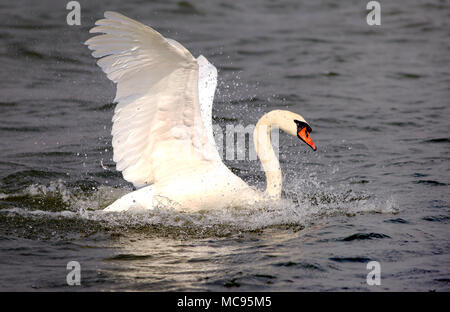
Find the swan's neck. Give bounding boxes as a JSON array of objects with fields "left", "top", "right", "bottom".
[{"left": 253, "top": 113, "right": 282, "bottom": 198}]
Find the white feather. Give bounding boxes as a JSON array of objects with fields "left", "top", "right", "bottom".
[
  {"left": 197, "top": 55, "right": 218, "bottom": 150},
  {"left": 85, "top": 11, "right": 221, "bottom": 187}
]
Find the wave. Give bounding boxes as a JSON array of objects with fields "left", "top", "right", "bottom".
[{"left": 0, "top": 179, "right": 399, "bottom": 238}]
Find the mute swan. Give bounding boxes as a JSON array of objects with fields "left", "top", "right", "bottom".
[{"left": 85, "top": 12, "right": 317, "bottom": 212}]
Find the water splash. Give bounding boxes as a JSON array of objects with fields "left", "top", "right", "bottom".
[{"left": 0, "top": 179, "right": 398, "bottom": 239}]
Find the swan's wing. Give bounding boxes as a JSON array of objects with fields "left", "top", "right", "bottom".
[{"left": 85, "top": 11, "right": 221, "bottom": 187}]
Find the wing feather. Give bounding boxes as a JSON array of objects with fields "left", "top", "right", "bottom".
[
  {"left": 197, "top": 55, "right": 218, "bottom": 150},
  {"left": 86, "top": 11, "right": 220, "bottom": 187}
]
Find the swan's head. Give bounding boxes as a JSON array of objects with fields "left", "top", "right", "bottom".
[{"left": 271, "top": 110, "right": 317, "bottom": 151}]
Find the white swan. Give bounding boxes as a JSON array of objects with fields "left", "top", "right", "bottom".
[{"left": 85, "top": 12, "right": 317, "bottom": 212}]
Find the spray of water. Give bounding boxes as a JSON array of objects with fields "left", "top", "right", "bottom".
[{"left": 0, "top": 177, "right": 398, "bottom": 239}]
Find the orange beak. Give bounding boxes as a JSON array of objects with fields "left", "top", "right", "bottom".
[{"left": 298, "top": 127, "right": 317, "bottom": 151}]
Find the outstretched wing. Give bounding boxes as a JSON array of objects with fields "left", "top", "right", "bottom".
[{"left": 85, "top": 11, "right": 221, "bottom": 187}]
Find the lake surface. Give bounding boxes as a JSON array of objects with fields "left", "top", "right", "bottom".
[{"left": 0, "top": 0, "right": 449, "bottom": 291}]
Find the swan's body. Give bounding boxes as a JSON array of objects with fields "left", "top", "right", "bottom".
[{"left": 85, "top": 12, "right": 316, "bottom": 212}]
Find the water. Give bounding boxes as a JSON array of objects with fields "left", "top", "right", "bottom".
[{"left": 0, "top": 0, "right": 449, "bottom": 291}]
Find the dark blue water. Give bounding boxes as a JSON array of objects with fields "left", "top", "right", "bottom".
[{"left": 0, "top": 0, "right": 449, "bottom": 291}]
